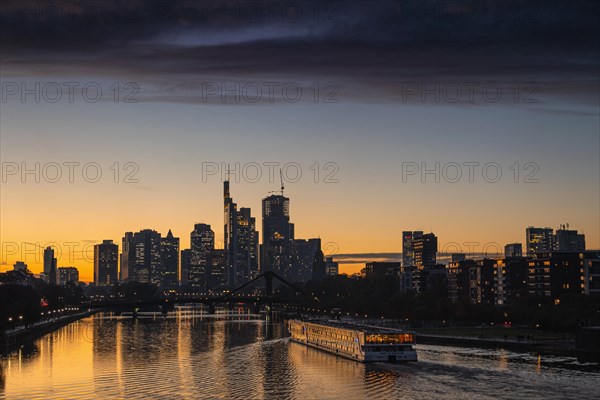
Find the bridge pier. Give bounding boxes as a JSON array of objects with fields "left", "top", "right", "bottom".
[{"left": 207, "top": 303, "right": 216, "bottom": 314}]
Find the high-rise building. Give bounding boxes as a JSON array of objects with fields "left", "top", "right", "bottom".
[
  {"left": 58, "top": 267, "right": 79, "bottom": 285},
  {"left": 291, "top": 238, "right": 321, "bottom": 282},
  {"left": 94, "top": 240, "right": 119, "bottom": 286},
  {"left": 261, "top": 194, "right": 293, "bottom": 279},
  {"left": 180, "top": 249, "right": 191, "bottom": 286},
  {"left": 312, "top": 247, "right": 326, "bottom": 281},
  {"left": 43, "top": 246, "right": 58, "bottom": 285},
  {"left": 447, "top": 259, "right": 475, "bottom": 303},
  {"left": 224, "top": 179, "right": 259, "bottom": 286},
  {"left": 236, "top": 207, "right": 259, "bottom": 282},
  {"left": 402, "top": 231, "right": 423, "bottom": 268},
  {"left": 210, "top": 248, "right": 227, "bottom": 289},
  {"left": 121, "top": 230, "right": 162, "bottom": 284},
  {"left": 526, "top": 227, "right": 553, "bottom": 256},
  {"left": 190, "top": 223, "right": 214, "bottom": 289},
  {"left": 160, "top": 230, "right": 180, "bottom": 287},
  {"left": 504, "top": 243, "right": 523, "bottom": 258},
  {"left": 554, "top": 227, "right": 585, "bottom": 251},
  {"left": 447, "top": 258, "right": 494, "bottom": 304},
  {"left": 325, "top": 257, "right": 339, "bottom": 276},
  {"left": 494, "top": 257, "right": 528, "bottom": 305},
  {"left": 413, "top": 233, "right": 437, "bottom": 268},
  {"left": 528, "top": 251, "right": 584, "bottom": 299}
]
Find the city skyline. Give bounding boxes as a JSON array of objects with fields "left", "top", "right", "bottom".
[{"left": 1, "top": 172, "right": 595, "bottom": 282}]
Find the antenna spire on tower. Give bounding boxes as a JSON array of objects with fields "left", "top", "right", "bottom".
[{"left": 280, "top": 168, "right": 284, "bottom": 196}]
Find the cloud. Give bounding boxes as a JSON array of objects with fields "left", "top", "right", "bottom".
[{"left": 1, "top": 0, "right": 598, "bottom": 108}]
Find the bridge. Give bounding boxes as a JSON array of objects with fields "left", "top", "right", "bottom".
[{"left": 86, "top": 271, "right": 311, "bottom": 316}]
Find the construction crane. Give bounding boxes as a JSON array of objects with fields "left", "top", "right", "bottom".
[{"left": 268, "top": 169, "right": 285, "bottom": 196}]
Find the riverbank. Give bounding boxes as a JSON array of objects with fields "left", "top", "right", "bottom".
[{"left": 1, "top": 311, "right": 94, "bottom": 354}]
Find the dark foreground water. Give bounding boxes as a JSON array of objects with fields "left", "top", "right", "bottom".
[{"left": 1, "top": 312, "right": 598, "bottom": 399}]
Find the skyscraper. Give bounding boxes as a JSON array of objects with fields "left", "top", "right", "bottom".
[
  {"left": 94, "top": 240, "right": 119, "bottom": 286},
  {"left": 402, "top": 231, "right": 423, "bottom": 268},
  {"left": 261, "top": 194, "right": 293, "bottom": 279},
  {"left": 160, "top": 230, "right": 180, "bottom": 287},
  {"left": 190, "top": 223, "right": 214, "bottom": 289},
  {"left": 413, "top": 233, "right": 437, "bottom": 268},
  {"left": 43, "top": 246, "right": 58, "bottom": 285},
  {"left": 526, "top": 227, "right": 553, "bottom": 256},
  {"left": 180, "top": 249, "right": 191, "bottom": 286},
  {"left": 224, "top": 179, "right": 259, "bottom": 287},
  {"left": 236, "top": 207, "right": 259, "bottom": 282},
  {"left": 120, "top": 229, "right": 162, "bottom": 284},
  {"left": 210, "top": 248, "right": 227, "bottom": 289},
  {"left": 291, "top": 238, "right": 321, "bottom": 282},
  {"left": 312, "top": 247, "right": 326, "bottom": 281}
]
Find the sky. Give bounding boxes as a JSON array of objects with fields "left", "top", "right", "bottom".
[{"left": 1, "top": 0, "right": 599, "bottom": 281}]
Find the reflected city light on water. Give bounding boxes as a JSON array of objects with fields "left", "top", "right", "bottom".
[{"left": 1, "top": 313, "right": 599, "bottom": 400}]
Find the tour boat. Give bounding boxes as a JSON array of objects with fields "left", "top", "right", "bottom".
[{"left": 288, "top": 319, "right": 417, "bottom": 362}]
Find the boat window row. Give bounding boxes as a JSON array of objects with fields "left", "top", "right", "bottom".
[
  {"left": 365, "top": 333, "right": 414, "bottom": 344},
  {"left": 307, "top": 325, "right": 357, "bottom": 343}
]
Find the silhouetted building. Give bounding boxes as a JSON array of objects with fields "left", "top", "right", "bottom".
[
  {"left": 43, "top": 246, "right": 58, "bottom": 285},
  {"left": 190, "top": 223, "right": 214, "bottom": 289},
  {"left": 528, "top": 252, "right": 584, "bottom": 299},
  {"left": 121, "top": 230, "right": 162, "bottom": 284},
  {"left": 402, "top": 231, "right": 423, "bottom": 268},
  {"left": 160, "top": 230, "right": 180, "bottom": 287},
  {"left": 180, "top": 249, "right": 191, "bottom": 286},
  {"left": 447, "top": 259, "right": 494, "bottom": 304},
  {"left": 399, "top": 265, "right": 416, "bottom": 292},
  {"left": 312, "top": 247, "right": 326, "bottom": 281},
  {"left": 325, "top": 257, "right": 339, "bottom": 276},
  {"left": 58, "top": 267, "right": 79, "bottom": 285},
  {"left": 447, "top": 259, "right": 474, "bottom": 303},
  {"left": 474, "top": 259, "right": 496, "bottom": 304},
  {"left": 412, "top": 265, "right": 448, "bottom": 294},
  {"left": 291, "top": 238, "right": 321, "bottom": 282},
  {"left": 451, "top": 253, "right": 466, "bottom": 262},
  {"left": 210, "top": 248, "right": 227, "bottom": 289},
  {"left": 94, "top": 240, "right": 119, "bottom": 286},
  {"left": 504, "top": 243, "right": 523, "bottom": 258},
  {"left": 526, "top": 227, "right": 553, "bottom": 256},
  {"left": 224, "top": 180, "right": 259, "bottom": 287},
  {"left": 554, "top": 227, "right": 585, "bottom": 251},
  {"left": 413, "top": 233, "right": 437, "bottom": 268},
  {"left": 583, "top": 251, "right": 600, "bottom": 295},
  {"left": 261, "top": 194, "right": 293, "bottom": 279},
  {"left": 0, "top": 269, "right": 39, "bottom": 287},
  {"left": 12, "top": 261, "right": 27, "bottom": 272},
  {"left": 236, "top": 207, "right": 259, "bottom": 282},
  {"left": 494, "top": 257, "right": 528, "bottom": 305},
  {"left": 365, "top": 262, "right": 400, "bottom": 279}
]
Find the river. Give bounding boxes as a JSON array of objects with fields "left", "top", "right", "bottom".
[{"left": 1, "top": 312, "right": 598, "bottom": 399}]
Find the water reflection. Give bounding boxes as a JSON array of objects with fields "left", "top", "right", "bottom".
[
  {"left": 0, "top": 313, "right": 598, "bottom": 400},
  {"left": 0, "top": 362, "right": 5, "bottom": 394}
]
